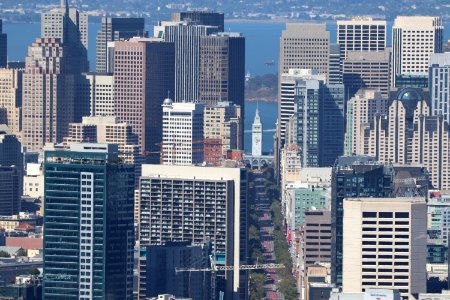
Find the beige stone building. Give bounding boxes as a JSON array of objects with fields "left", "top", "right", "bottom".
[
  {"left": 392, "top": 17, "right": 443, "bottom": 81},
  {"left": 203, "top": 101, "right": 242, "bottom": 165},
  {"left": 344, "top": 89, "right": 387, "bottom": 156},
  {"left": 0, "top": 68, "right": 22, "bottom": 139},
  {"left": 22, "top": 38, "right": 75, "bottom": 153},
  {"left": 343, "top": 197, "right": 427, "bottom": 300},
  {"left": 364, "top": 88, "right": 450, "bottom": 190}
]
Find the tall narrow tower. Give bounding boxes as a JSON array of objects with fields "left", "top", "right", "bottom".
[{"left": 252, "top": 105, "right": 262, "bottom": 156}]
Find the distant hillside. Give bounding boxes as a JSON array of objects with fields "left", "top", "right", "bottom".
[{"left": 245, "top": 74, "right": 277, "bottom": 102}]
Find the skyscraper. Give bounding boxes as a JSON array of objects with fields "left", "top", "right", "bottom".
[
  {"left": 364, "top": 88, "right": 450, "bottom": 190},
  {"left": 199, "top": 32, "right": 245, "bottom": 107},
  {"left": 342, "top": 49, "right": 392, "bottom": 98},
  {"left": 331, "top": 156, "right": 393, "bottom": 286},
  {"left": 279, "top": 69, "right": 326, "bottom": 146},
  {"left": 337, "top": 17, "right": 386, "bottom": 59},
  {"left": 344, "top": 89, "right": 387, "bottom": 156},
  {"left": 83, "top": 72, "right": 114, "bottom": 117},
  {"left": 171, "top": 11, "right": 224, "bottom": 31},
  {"left": 113, "top": 37, "right": 175, "bottom": 161},
  {"left": 155, "top": 21, "right": 218, "bottom": 102},
  {"left": 0, "top": 166, "right": 19, "bottom": 216},
  {"left": 429, "top": 53, "right": 450, "bottom": 124},
  {"left": 342, "top": 197, "right": 427, "bottom": 299},
  {"left": 43, "top": 143, "right": 134, "bottom": 299},
  {"left": 0, "top": 67, "right": 22, "bottom": 138},
  {"left": 95, "top": 17, "right": 146, "bottom": 73},
  {"left": 161, "top": 100, "right": 204, "bottom": 166},
  {"left": 22, "top": 38, "right": 75, "bottom": 152},
  {"left": 279, "top": 24, "right": 330, "bottom": 77},
  {"left": 0, "top": 125, "right": 23, "bottom": 207},
  {"left": 138, "top": 164, "right": 248, "bottom": 299},
  {"left": 0, "top": 19, "right": 7, "bottom": 68},
  {"left": 392, "top": 16, "right": 443, "bottom": 86},
  {"left": 279, "top": 69, "right": 345, "bottom": 167},
  {"left": 328, "top": 44, "right": 342, "bottom": 84},
  {"left": 41, "top": 0, "right": 88, "bottom": 51}
]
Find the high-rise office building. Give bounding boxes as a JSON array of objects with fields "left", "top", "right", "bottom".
[
  {"left": 0, "top": 166, "right": 19, "bottom": 216},
  {"left": 337, "top": 17, "right": 386, "bottom": 59},
  {"left": 344, "top": 89, "right": 387, "bottom": 156},
  {"left": 155, "top": 21, "right": 218, "bottom": 102},
  {"left": 83, "top": 72, "right": 114, "bottom": 117},
  {"left": 96, "top": 17, "right": 146, "bottom": 73},
  {"left": 343, "top": 197, "right": 427, "bottom": 299},
  {"left": 41, "top": 0, "right": 89, "bottom": 121},
  {"left": 0, "top": 20, "right": 7, "bottom": 68},
  {"left": 302, "top": 210, "right": 332, "bottom": 268},
  {"left": 279, "top": 69, "right": 345, "bottom": 167},
  {"left": 113, "top": 37, "right": 175, "bottom": 161},
  {"left": 279, "top": 69, "right": 327, "bottom": 146},
  {"left": 429, "top": 53, "right": 450, "bottom": 124},
  {"left": 138, "top": 164, "right": 248, "bottom": 299},
  {"left": 364, "top": 88, "right": 450, "bottom": 190},
  {"left": 43, "top": 143, "right": 134, "bottom": 299},
  {"left": 41, "top": 0, "right": 88, "bottom": 51},
  {"left": 22, "top": 38, "right": 75, "bottom": 152},
  {"left": 146, "top": 242, "right": 212, "bottom": 299},
  {"left": 342, "top": 49, "right": 392, "bottom": 98},
  {"left": 0, "top": 125, "right": 23, "bottom": 170},
  {"left": 328, "top": 44, "right": 342, "bottom": 84},
  {"left": 279, "top": 24, "right": 330, "bottom": 77},
  {"left": 0, "top": 125, "right": 23, "bottom": 205},
  {"left": 0, "top": 67, "right": 22, "bottom": 138},
  {"left": 171, "top": 11, "right": 224, "bottom": 32},
  {"left": 161, "top": 100, "right": 204, "bottom": 166},
  {"left": 331, "top": 156, "right": 393, "bottom": 286},
  {"left": 203, "top": 102, "right": 242, "bottom": 165},
  {"left": 199, "top": 32, "right": 245, "bottom": 107},
  {"left": 392, "top": 16, "right": 443, "bottom": 85}
]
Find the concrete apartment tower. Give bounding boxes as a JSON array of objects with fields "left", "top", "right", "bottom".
[
  {"left": 138, "top": 164, "right": 248, "bottom": 300},
  {"left": 392, "top": 16, "right": 443, "bottom": 86},
  {"left": 343, "top": 197, "right": 427, "bottom": 300}
]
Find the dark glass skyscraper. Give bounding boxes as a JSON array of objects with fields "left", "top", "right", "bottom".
[
  {"left": 0, "top": 19, "right": 6, "bottom": 68},
  {"left": 331, "top": 156, "right": 393, "bottom": 286},
  {"left": 172, "top": 11, "right": 225, "bottom": 32},
  {"left": 43, "top": 143, "right": 134, "bottom": 300},
  {"left": 95, "top": 17, "right": 146, "bottom": 73}
]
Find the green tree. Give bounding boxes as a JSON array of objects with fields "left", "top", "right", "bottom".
[
  {"left": 30, "top": 267, "right": 40, "bottom": 276},
  {"left": 16, "top": 249, "right": 27, "bottom": 257},
  {"left": 0, "top": 250, "right": 10, "bottom": 258}
]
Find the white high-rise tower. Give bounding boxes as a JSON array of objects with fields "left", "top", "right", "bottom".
[{"left": 252, "top": 105, "right": 262, "bottom": 156}]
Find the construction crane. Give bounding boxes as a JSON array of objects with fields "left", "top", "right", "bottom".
[
  {"left": 176, "top": 259, "right": 285, "bottom": 300},
  {"left": 176, "top": 262, "right": 285, "bottom": 273}
]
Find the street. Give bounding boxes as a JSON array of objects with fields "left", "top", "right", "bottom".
[{"left": 253, "top": 172, "right": 283, "bottom": 300}]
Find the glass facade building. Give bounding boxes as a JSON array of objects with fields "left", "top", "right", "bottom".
[{"left": 43, "top": 144, "right": 134, "bottom": 300}]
